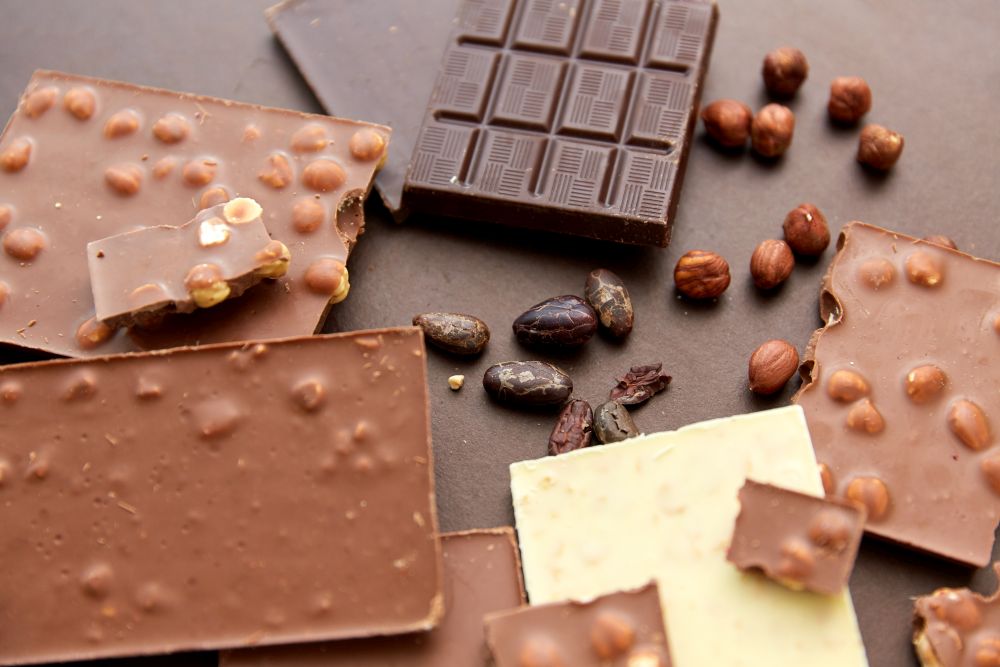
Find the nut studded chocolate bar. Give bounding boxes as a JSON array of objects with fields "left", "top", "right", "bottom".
[
  {"left": 912, "top": 564, "right": 1000, "bottom": 667},
  {"left": 0, "top": 70, "right": 388, "bottom": 358},
  {"left": 404, "top": 0, "right": 718, "bottom": 247},
  {"left": 794, "top": 222, "right": 1000, "bottom": 566},
  {"left": 0, "top": 328, "right": 442, "bottom": 665}
]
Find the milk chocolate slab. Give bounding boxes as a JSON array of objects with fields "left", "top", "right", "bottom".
[
  {"left": 794, "top": 222, "right": 1000, "bottom": 567},
  {"left": 266, "top": 0, "right": 456, "bottom": 218},
  {"left": 88, "top": 198, "right": 290, "bottom": 329},
  {"left": 0, "top": 70, "right": 389, "bottom": 358},
  {"left": 485, "top": 582, "right": 672, "bottom": 667},
  {"left": 0, "top": 328, "right": 442, "bottom": 665},
  {"left": 403, "top": 0, "right": 718, "bottom": 247},
  {"left": 727, "top": 480, "right": 865, "bottom": 595},
  {"left": 913, "top": 564, "right": 1000, "bottom": 667},
  {"left": 222, "top": 528, "right": 525, "bottom": 667}
]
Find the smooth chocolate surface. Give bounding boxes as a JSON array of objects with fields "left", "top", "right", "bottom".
[
  {"left": 88, "top": 198, "right": 287, "bottom": 328},
  {"left": 913, "top": 564, "right": 1000, "bottom": 667},
  {"left": 403, "top": 0, "right": 718, "bottom": 246},
  {"left": 0, "top": 70, "right": 388, "bottom": 358},
  {"left": 0, "top": 328, "right": 442, "bottom": 665},
  {"left": 485, "top": 582, "right": 672, "bottom": 666},
  {"left": 794, "top": 222, "right": 1000, "bottom": 567},
  {"left": 727, "top": 479, "right": 865, "bottom": 595},
  {"left": 266, "top": 0, "right": 457, "bottom": 218},
  {"left": 222, "top": 528, "right": 525, "bottom": 667}
]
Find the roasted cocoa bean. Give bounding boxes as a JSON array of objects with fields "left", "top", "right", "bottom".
[
  {"left": 483, "top": 361, "right": 573, "bottom": 407},
  {"left": 609, "top": 363, "right": 671, "bottom": 406},
  {"left": 548, "top": 399, "right": 594, "bottom": 455},
  {"left": 593, "top": 400, "right": 639, "bottom": 444},
  {"left": 584, "top": 269, "right": 634, "bottom": 338},
  {"left": 412, "top": 312, "right": 490, "bottom": 355},
  {"left": 512, "top": 295, "right": 597, "bottom": 347}
]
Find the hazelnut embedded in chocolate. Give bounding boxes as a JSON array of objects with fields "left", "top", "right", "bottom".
[
  {"left": 199, "top": 187, "right": 230, "bottom": 210},
  {"left": 858, "top": 257, "right": 895, "bottom": 290},
  {"left": 23, "top": 86, "right": 58, "bottom": 118},
  {"left": 258, "top": 152, "right": 294, "bottom": 189},
  {"left": 905, "top": 250, "right": 944, "bottom": 287},
  {"left": 182, "top": 158, "right": 218, "bottom": 187},
  {"left": 857, "top": 124, "right": 904, "bottom": 171},
  {"left": 782, "top": 203, "right": 830, "bottom": 257},
  {"left": 589, "top": 611, "right": 635, "bottom": 658},
  {"left": 63, "top": 87, "right": 97, "bottom": 120},
  {"left": 75, "top": 316, "right": 115, "bottom": 350},
  {"left": 302, "top": 159, "right": 347, "bottom": 192},
  {"left": 104, "top": 164, "right": 143, "bottom": 196},
  {"left": 0, "top": 138, "right": 32, "bottom": 173},
  {"left": 827, "top": 77, "right": 872, "bottom": 125},
  {"left": 254, "top": 241, "right": 292, "bottom": 279},
  {"left": 827, "top": 369, "right": 870, "bottom": 403},
  {"left": 751, "top": 104, "right": 795, "bottom": 158},
  {"left": 762, "top": 47, "right": 809, "bottom": 98},
  {"left": 290, "top": 124, "right": 328, "bottom": 153},
  {"left": 904, "top": 365, "right": 947, "bottom": 404},
  {"left": 3, "top": 227, "right": 47, "bottom": 261},
  {"left": 846, "top": 398, "right": 885, "bottom": 434},
  {"left": 197, "top": 218, "right": 231, "bottom": 248},
  {"left": 700, "top": 99, "right": 753, "bottom": 148},
  {"left": 184, "top": 263, "right": 231, "bottom": 308},
  {"left": 103, "top": 109, "right": 140, "bottom": 138},
  {"left": 846, "top": 477, "right": 890, "bottom": 521},
  {"left": 152, "top": 113, "right": 191, "bottom": 144},
  {"left": 947, "top": 399, "right": 991, "bottom": 451},
  {"left": 349, "top": 128, "right": 387, "bottom": 162},
  {"left": 222, "top": 197, "right": 263, "bottom": 225},
  {"left": 304, "top": 257, "right": 350, "bottom": 303},
  {"left": 292, "top": 198, "right": 326, "bottom": 233}
]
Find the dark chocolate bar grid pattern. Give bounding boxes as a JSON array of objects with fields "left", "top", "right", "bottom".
[{"left": 405, "top": 0, "right": 717, "bottom": 246}]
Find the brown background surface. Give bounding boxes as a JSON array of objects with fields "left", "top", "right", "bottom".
[{"left": 1, "top": 1, "right": 998, "bottom": 666}]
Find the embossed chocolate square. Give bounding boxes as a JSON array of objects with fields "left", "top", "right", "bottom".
[
  {"left": 403, "top": 0, "right": 718, "bottom": 247},
  {"left": 794, "top": 222, "right": 1000, "bottom": 566}
]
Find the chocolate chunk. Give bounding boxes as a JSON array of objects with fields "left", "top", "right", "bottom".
[
  {"left": 610, "top": 363, "right": 671, "bottom": 406},
  {"left": 0, "top": 328, "right": 442, "bottom": 664},
  {"left": 549, "top": 399, "right": 594, "bottom": 455},
  {"left": 412, "top": 312, "right": 490, "bottom": 355},
  {"left": 483, "top": 361, "right": 573, "bottom": 406},
  {"left": 913, "top": 564, "right": 1000, "bottom": 667},
  {"left": 513, "top": 295, "right": 597, "bottom": 347},
  {"left": 404, "top": 0, "right": 720, "bottom": 247}
]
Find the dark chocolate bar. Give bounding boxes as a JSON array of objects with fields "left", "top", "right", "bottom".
[{"left": 404, "top": 0, "right": 718, "bottom": 246}]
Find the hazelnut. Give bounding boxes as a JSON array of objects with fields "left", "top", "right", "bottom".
[
  {"left": 858, "top": 257, "right": 895, "bottom": 290},
  {"left": 827, "top": 369, "right": 870, "bottom": 402},
  {"left": 975, "top": 638, "right": 1000, "bottom": 667},
  {"left": 905, "top": 250, "right": 943, "bottom": 287},
  {"left": 23, "top": 86, "right": 58, "bottom": 118},
  {"left": 304, "top": 258, "right": 350, "bottom": 303},
  {"left": 782, "top": 203, "right": 830, "bottom": 257},
  {"left": 128, "top": 283, "right": 168, "bottom": 308},
  {"left": 590, "top": 612, "right": 635, "bottom": 658},
  {"left": 3, "top": 227, "right": 46, "bottom": 261},
  {"left": 846, "top": 476, "right": 889, "bottom": 520},
  {"left": 818, "top": 463, "right": 835, "bottom": 495},
  {"left": 291, "top": 124, "right": 328, "bottom": 152},
  {"left": 751, "top": 104, "right": 795, "bottom": 157},
  {"left": 64, "top": 87, "right": 96, "bottom": 120},
  {"left": 673, "top": 250, "right": 730, "bottom": 299},
  {"left": 748, "top": 339, "right": 799, "bottom": 395},
  {"left": 75, "top": 317, "right": 115, "bottom": 350},
  {"left": 749, "top": 239, "right": 794, "bottom": 289},
  {"left": 762, "top": 47, "right": 809, "bottom": 98},
  {"left": 923, "top": 235, "right": 957, "bottom": 250},
  {"left": 104, "top": 109, "right": 140, "bottom": 138},
  {"left": 197, "top": 218, "right": 231, "bottom": 247},
  {"left": 291, "top": 379, "right": 326, "bottom": 412},
  {"left": 152, "top": 157, "right": 176, "bottom": 179},
  {"left": 777, "top": 538, "right": 815, "bottom": 583},
  {"left": 184, "top": 264, "right": 231, "bottom": 308},
  {"left": 223, "top": 197, "right": 262, "bottom": 224},
  {"left": 947, "top": 399, "right": 990, "bottom": 451},
  {"left": 905, "top": 365, "right": 947, "bottom": 404},
  {"left": 857, "top": 124, "right": 904, "bottom": 171},
  {"left": 828, "top": 77, "right": 872, "bottom": 125},
  {"left": 182, "top": 158, "right": 217, "bottom": 187},
  {"left": 255, "top": 241, "right": 291, "bottom": 278},
  {"left": 846, "top": 398, "right": 885, "bottom": 435},
  {"left": 199, "top": 187, "right": 229, "bottom": 210},
  {"left": 518, "top": 640, "right": 565, "bottom": 667},
  {"left": 808, "top": 510, "right": 852, "bottom": 552},
  {"left": 292, "top": 198, "right": 326, "bottom": 233},
  {"left": 259, "top": 153, "right": 293, "bottom": 189},
  {"left": 981, "top": 454, "right": 1000, "bottom": 494},
  {"left": 302, "top": 159, "right": 347, "bottom": 192},
  {"left": 152, "top": 113, "right": 190, "bottom": 144},
  {"left": 0, "top": 138, "right": 32, "bottom": 173},
  {"left": 104, "top": 164, "right": 143, "bottom": 196},
  {"left": 349, "top": 128, "right": 387, "bottom": 162},
  {"left": 700, "top": 99, "right": 753, "bottom": 148},
  {"left": 0, "top": 205, "right": 11, "bottom": 230}
]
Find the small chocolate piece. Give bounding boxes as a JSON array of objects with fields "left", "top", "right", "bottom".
[
  {"left": 513, "top": 295, "right": 597, "bottom": 348},
  {"left": 222, "top": 528, "right": 525, "bottom": 667},
  {"left": 585, "top": 269, "right": 634, "bottom": 338},
  {"left": 794, "top": 222, "right": 1000, "bottom": 566},
  {"left": 549, "top": 399, "right": 594, "bottom": 455},
  {"left": 857, "top": 124, "right": 904, "bottom": 171},
  {"left": 483, "top": 361, "right": 573, "bottom": 407},
  {"left": 610, "top": 363, "right": 671, "bottom": 406},
  {"left": 0, "top": 328, "right": 442, "bottom": 665},
  {"left": 593, "top": 399, "right": 639, "bottom": 443},
  {"left": 701, "top": 99, "right": 753, "bottom": 148},
  {"left": 727, "top": 480, "right": 865, "bottom": 595},
  {"left": 485, "top": 582, "right": 673, "bottom": 667},
  {"left": 748, "top": 340, "right": 799, "bottom": 395},
  {"left": 88, "top": 198, "right": 290, "bottom": 329},
  {"left": 674, "top": 249, "right": 731, "bottom": 299},
  {"left": 751, "top": 103, "right": 795, "bottom": 157},
  {"left": 828, "top": 76, "right": 872, "bottom": 125},
  {"left": 412, "top": 312, "right": 490, "bottom": 355},
  {"left": 913, "top": 564, "right": 1000, "bottom": 667},
  {"left": 404, "top": 0, "right": 720, "bottom": 247},
  {"left": 762, "top": 47, "right": 809, "bottom": 98}
]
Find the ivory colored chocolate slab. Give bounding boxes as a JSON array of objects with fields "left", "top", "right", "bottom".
[
  {"left": 510, "top": 407, "right": 869, "bottom": 666},
  {"left": 222, "top": 528, "right": 525, "bottom": 667},
  {"left": 794, "top": 222, "right": 1000, "bottom": 567},
  {"left": 0, "top": 328, "right": 442, "bottom": 665}
]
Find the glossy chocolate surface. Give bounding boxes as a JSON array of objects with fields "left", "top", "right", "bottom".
[{"left": 913, "top": 565, "right": 1000, "bottom": 667}]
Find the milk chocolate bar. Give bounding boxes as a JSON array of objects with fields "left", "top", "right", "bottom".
[
  {"left": 794, "top": 222, "right": 1000, "bottom": 566},
  {"left": 485, "top": 582, "right": 673, "bottom": 667},
  {"left": 727, "top": 480, "right": 865, "bottom": 595},
  {"left": 0, "top": 70, "right": 389, "bottom": 358},
  {"left": 0, "top": 328, "right": 442, "bottom": 665},
  {"left": 404, "top": 0, "right": 718, "bottom": 246},
  {"left": 88, "top": 198, "right": 290, "bottom": 329},
  {"left": 222, "top": 528, "right": 525, "bottom": 667},
  {"left": 913, "top": 564, "right": 1000, "bottom": 667}
]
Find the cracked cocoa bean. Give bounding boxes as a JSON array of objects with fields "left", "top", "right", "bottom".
[
  {"left": 609, "top": 363, "right": 671, "bottom": 406},
  {"left": 483, "top": 361, "right": 573, "bottom": 407},
  {"left": 548, "top": 399, "right": 594, "bottom": 455},
  {"left": 593, "top": 400, "right": 639, "bottom": 444},
  {"left": 584, "top": 269, "right": 634, "bottom": 338},
  {"left": 512, "top": 295, "right": 597, "bottom": 347},
  {"left": 412, "top": 312, "right": 490, "bottom": 355}
]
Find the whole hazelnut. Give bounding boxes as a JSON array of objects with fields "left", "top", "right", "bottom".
[
  {"left": 748, "top": 339, "right": 799, "bottom": 395},
  {"left": 751, "top": 104, "right": 795, "bottom": 158},
  {"left": 857, "top": 124, "right": 904, "bottom": 171},
  {"left": 700, "top": 99, "right": 753, "bottom": 148},
  {"left": 828, "top": 77, "right": 872, "bottom": 125},
  {"left": 750, "top": 239, "right": 794, "bottom": 289},
  {"left": 782, "top": 203, "right": 830, "bottom": 257},
  {"left": 673, "top": 250, "right": 731, "bottom": 299},
  {"left": 762, "top": 47, "right": 809, "bottom": 98}
]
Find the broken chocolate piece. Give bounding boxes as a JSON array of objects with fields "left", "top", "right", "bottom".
[{"left": 913, "top": 564, "right": 1000, "bottom": 667}]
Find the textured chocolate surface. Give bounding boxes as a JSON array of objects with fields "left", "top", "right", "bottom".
[
  {"left": 485, "top": 582, "right": 672, "bottom": 667},
  {"left": 404, "top": 0, "right": 718, "bottom": 246},
  {"left": 794, "top": 223, "right": 1000, "bottom": 567},
  {"left": 2, "top": 3, "right": 1000, "bottom": 667},
  {"left": 0, "top": 70, "right": 388, "bottom": 358},
  {"left": 0, "top": 329, "right": 441, "bottom": 665},
  {"left": 266, "top": 0, "right": 457, "bottom": 218},
  {"left": 222, "top": 528, "right": 525, "bottom": 667},
  {"left": 913, "top": 564, "right": 1000, "bottom": 667},
  {"left": 727, "top": 480, "right": 865, "bottom": 595}
]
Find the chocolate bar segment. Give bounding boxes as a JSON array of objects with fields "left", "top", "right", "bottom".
[
  {"left": 88, "top": 198, "right": 290, "bottom": 329},
  {"left": 913, "top": 564, "right": 1000, "bottom": 667},
  {"left": 485, "top": 582, "right": 673, "bottom": 667},
  {"left": 726, "top": 480, "right": 865, "bottom": 595},
  {"left": 222, "top": 528, "right": 525, "bottom": 667},
  {"left": 404, "top": 0, "right": 718, "bottom": 247},
  {"left": 0, "top": 328, "right": 441, "bottom": 665},
  {"left": 0, "top": 70, "right": 388, "bottom": 358},
  {"left": 794, "top": 222, "right": 1000, "bottom": 566}
]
